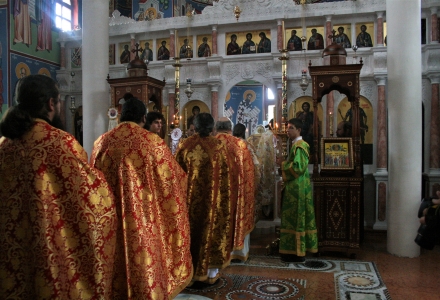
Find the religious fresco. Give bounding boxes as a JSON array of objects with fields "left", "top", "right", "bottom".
[
  {"left": 9, "top": 53, "right": 58, "bottom": 103},
  {"left": 289, "top": 97, "right": 323, "bottom": 157},
  {"left": 111, "top": 0, "right": 133, "bottom": 18},
  {"left": 133, "top": 0, "right": 171, "bottom": 20},
  {"left": 289, "top": 97, "right": 323, "bottom": 129},
  {"left": 305, "top": 26, "right": 325, "bottom": 50},
  {"left": 177, "top": 35, "right": 193, "bottom": 59},
  {"left": 337, "top": 96, "right": 373, "bottom": 164},
  {"left": 224, "top": 84, "right": 264, "bottom": 136},
  {"left": 9, "top": 0, "right": 61, "bottom": 63},
  {"left": 354, "top": 22, "right": 374, "bottom": 47},
  {"left": 196, "top": 35, "right": 211, "bottom": 57},
  {"left": 0, "top": 7, "right": 7, "bottom": 117},
  {"left": 225, "top": 30, "right": 271, "bottom": 55},
  {"left": 118, "top": 42, "right": 131, "bottom": 64},
  {"left": 294, "top": 0, "right": 355, "bottom": 3}
]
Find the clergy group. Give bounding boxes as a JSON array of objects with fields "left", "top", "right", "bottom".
[{"left": 0, "top": 74, "right": 318, "bottom": 299}]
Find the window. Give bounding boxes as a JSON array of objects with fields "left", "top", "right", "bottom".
[
  {"left": 55, "top": 0, "right": 72, "bottom": 31},
  {"left": 267, "top": 88, "right": 275, "bottom": 100}
]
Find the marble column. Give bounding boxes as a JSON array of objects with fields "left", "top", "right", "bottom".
[
  {"left": 82, "top": 0, "right": 109, "bottom": 156},
  {"left": 373, "top": 77, "right": 388, "bottom": 230},
  {"left": 170, "top": 29, "right": 175, "bottom": 58},
  {"left": 431, "top": 7, "right": 439, "bottom": 44},
  {"left": 427, "top": 76, "right": 440, "bottom": 197},
  {"left": 277, "top": 19, "right": 283, "bottom": 50},
  {"left": 60, "top": 42, "right": 66, "bottom": 69},
  {"left": 325, "top": 15, "right": 332, "bottom": 46},
  {"left": 376, "top": 11, "right": 384, "bottom": 46},
  {"left": 386, "top": 0, "right": 421, "bottom": 257},
  {"left": 212, "top": 25, "right": 218, "bottom": 56},
  {"left": 210, "top": 85, "right": 219, "bottom": 120},
  {"left": 130, "top": 33, "right": 136, "bottom": 61},
  {"left": 429, "top": 77, "right": 440, "bottom": 169}
]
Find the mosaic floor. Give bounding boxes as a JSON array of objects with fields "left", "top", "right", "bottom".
[{"left": 176, "top": 256, "right": 390, "bottom": 300}]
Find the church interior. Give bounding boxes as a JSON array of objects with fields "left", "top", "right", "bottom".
[{"left": 2, "top": 0, "right": 440, "bottom": 299}]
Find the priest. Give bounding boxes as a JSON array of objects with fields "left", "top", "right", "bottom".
[
  {"left": 91, "top": 98, "right": 193, "bottom": 299},
  {"left": 0, "top": 74, "right": 117, "bottom": 299},
  {"left": 175, "top": 113, "right": 233, "bottom": 284},
  {"left": 215, "top": 117, "right": 256, "bottom": 262}
]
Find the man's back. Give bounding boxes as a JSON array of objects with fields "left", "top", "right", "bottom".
[
  {"left": 91, "top": 121, "right": 192, "bottom": 299},
  {"left": 216, "top": 133, "right": 255, "bottom": 251},
  {"left": 175, "top": 134, "right": 233, "bottom": 282},
  {"left": 0, "top": 120, "right": 117, "bottom": 299}
]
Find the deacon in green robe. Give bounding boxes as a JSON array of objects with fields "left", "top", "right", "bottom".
[{"left": 277, "top": 118, "right": 318, "bottom": 262}]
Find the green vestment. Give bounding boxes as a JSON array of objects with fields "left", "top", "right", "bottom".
[{"left": 279, "top": 139, "right": 318, "bottom": 256}]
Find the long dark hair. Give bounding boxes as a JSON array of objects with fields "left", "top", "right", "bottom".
[
  {"left": 120, "top": 98, "right": 147, "bottom": 124},
  {"left": 194, "top": 113, "right": 214, "bottom": 137},
  {"left": 233, "top": 123, "right": 246, "bottom": 139},
  {"left": 0, "top": 75, "right": 59, "bottom": 139}
]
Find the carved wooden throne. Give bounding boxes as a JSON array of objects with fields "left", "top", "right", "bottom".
[{"left": 309, "top": 62, "right": 364, "bottom": 258}]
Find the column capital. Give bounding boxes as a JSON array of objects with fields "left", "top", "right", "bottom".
[
  {"left": 325, "top": 15, "right": 332, "bottom": 22},
  {"left": 277, "top": 19, "right": 283, "bottom": 26},
  {"left": 60, "top": 41, "right": 65, "bottom": 47},
  {"left": 376, "top": 11, "right": 385, "bottom": 19},
  {"left": 374, "top": 76, "right": 387, "bottom": 86},
  {"left": 430, "top": 7, "right": 438, "bottom": 15},
  {"left": 169, "top": 29, "right": 175, "bottom": 35},
  {"left": 130, "top": 33, "right": 136, "bottom": 39},
  {"left": 211, "top": 25, "right": 217, "bottom": 31},
  {"left": 209, "top": 84, "right": 219, "bottom": 92},
  {"left": 428, "top": 75, "right": 440, "bottom": 84},
  {"left": 167, "top": 87, "right": 175, "bottom": 94}
]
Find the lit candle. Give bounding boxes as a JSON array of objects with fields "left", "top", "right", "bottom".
[
  {"left": 273, "top": 105, "right": 276, "bottom": 128},
  {"left": 166, "top": 106, "right": 169, "bottom": 128},
  {"left": 329, "top": 111, "right": 333, "bottom": 136}
]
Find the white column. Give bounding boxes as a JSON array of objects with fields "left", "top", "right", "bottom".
[
  {"left": 82, "top": 0, "right": 109, "bottom": 156},
  {"left": 386, "top": 0, "right": 421, "bottom": 257}
]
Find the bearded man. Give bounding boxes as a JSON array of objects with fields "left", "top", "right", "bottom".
[{"left": 0, "top": 74, "right": 117, "bottom": 299}]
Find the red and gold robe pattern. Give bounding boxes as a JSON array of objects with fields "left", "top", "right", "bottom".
[
  {"left": 175, "top": 134, "right": 233, "bottom": 282},
  {"left": 91, "top": 122, "right": 192, "bottom": 299},
  {"left": 216, "top": 133, "right": 255, "bottom": 256},
  {"left": 0, "top": 119, "right": 117, "bottom": 299}
]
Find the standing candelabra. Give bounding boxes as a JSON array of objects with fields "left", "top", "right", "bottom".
[
  {"left": 278, "top": 49, "right": 290, "bottom": 159},
  {"left": 172, "top": 57, "right": 182, "bottom": 128}
]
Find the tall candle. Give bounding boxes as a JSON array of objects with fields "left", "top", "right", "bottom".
[
  {"left": 273, "top": 105, "right": 276, "bottom": 128},
  {"left": 175, "top": 30, "right": 178, "bottom": 56},
  {"left": 185, "top": 108, "right": 188, "bottom": 129},
  {"left": 282, "top": 21, "right": 286, "bottom": 48},
  {"left": 329, "top": 111, "right": 333, "bottom": 136},
  {"left": 166, "top": 106, "right": 169, "bottom": 128}
]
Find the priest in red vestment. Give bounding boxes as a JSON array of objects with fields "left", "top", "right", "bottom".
[
  {"left": 91, "top": 98, "right": 193, "bottom": 299},
  {"left": 215, "top": 118, "right": 256, "bottom": 262},
  {"left": 175, "top": 113, "right": 234, "bottom": 284},
  {"left": 0, "top": 75, "right": 117, "bottom": 299}
]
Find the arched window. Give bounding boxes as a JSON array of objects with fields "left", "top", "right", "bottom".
[
  {"left": 55, "top": 0, "right": 72, "bottom": 31},
  {"left": 54, "top": 0, "right": 79, "bottom": 31}
]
